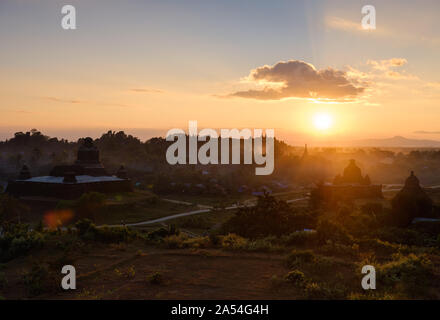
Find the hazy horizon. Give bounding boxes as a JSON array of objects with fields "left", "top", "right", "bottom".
[{"left": 2, "top": 126, "right": 440, "bottom": 148}]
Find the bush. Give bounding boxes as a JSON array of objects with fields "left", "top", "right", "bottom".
[
  {"left": 222, "top": 194, "right": 314, "bottom": 238},
  {"left": 75, "top": 219, "right": 94, "bottom": 235},
  {"left": 75, "top": 192, "right": 106, "bottom": 220},
  {"left": 114, "top": 265, "right": 136, "bottom": 279},
  {"left": 220, "top": 234, "right": 248, "bottom": 250},
  {"left": 22, "top": 263, "right": 57, "bottom": 297},
  {"left": 377, "top": 253, "right": 434, "bottom": 297},
  {"left": 286, "top": 250, "right": 315, "bottom": 267},
  {"left": 147, "top": 225, "right": 180, "bottom": 241},
  {"left": 280, "top": 231, "right": 318, "bottom": 246},
  {"left": 75, "top": 219, "right": 134, "bottom": 243},
  {"left": 316, "top": 220, "right": 352, "bottom": 245},
  {"left": 357, "top": 238, "right": 400, "bottom": 256},
  {"left": 0, "top": 223, "right": 45, "bottom": 262},
  {"left": 148, "top": 272, "right": 164, "bottom": 285},
  {"left": 285, "top": 270, "right": 307, "bottom": 287},
  {"left": 302, "top": 281, "right": 347, "bottom": 299},
  {"left": 373, "top": 227, "right": 427, "bottom": 246},
  {"left": 318, "top": 241, "right": 359, "bottom": 258},
  {"left": 246, "top": 237, "right": 282, "bottom": 252},
  {"left": 163, "top": 234, "right": 190, "bottom": 249}
]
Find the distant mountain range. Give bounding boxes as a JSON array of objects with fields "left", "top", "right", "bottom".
[{"left": 350, "top": 136, "right": 440, "bottom": 148}]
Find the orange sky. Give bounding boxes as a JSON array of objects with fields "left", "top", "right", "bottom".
[{"left": 1, "top": 0, "right": 439, "bottom": 145}]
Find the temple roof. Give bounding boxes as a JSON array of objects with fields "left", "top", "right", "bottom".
[{"left": 17, "top": 175, "right": 124, "bottom": 184}]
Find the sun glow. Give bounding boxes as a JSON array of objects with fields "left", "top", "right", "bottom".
[{"left": 313, "top": 113, "right": 333, "bottom": 131}]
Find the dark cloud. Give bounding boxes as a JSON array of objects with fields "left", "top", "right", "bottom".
[{"left": 229, "top": 60, "right": 365, "bottom": 101}]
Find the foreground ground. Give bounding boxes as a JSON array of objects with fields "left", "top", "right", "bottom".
[
  {"left": 1, "top": 189, "right": 440, "bottom": 300},
  {"left": 3, "top": 242, "right": 296, "bottom": 300}
]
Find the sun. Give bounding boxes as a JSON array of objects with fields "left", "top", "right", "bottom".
[{"left": 313, "top": 113, "right": 333, "bottom": 131}]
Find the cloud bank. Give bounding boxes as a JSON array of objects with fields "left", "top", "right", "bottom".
[{"left": 229, "top": 60, "right": 365, "bottom": 101}]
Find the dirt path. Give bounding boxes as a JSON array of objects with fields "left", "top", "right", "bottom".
[{"left": 103, "top": 196, "right": 308, "bottom": 228}]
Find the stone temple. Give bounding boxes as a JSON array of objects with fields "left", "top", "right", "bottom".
[
  {"left": 391, "top": 171, "right": 436, "bottom": 225},
  {"left": 6, "top": 138, "right": 132, "bottom": 199},
  {"left": 313, "top": 159, "right": 383, "bottom": 205}
]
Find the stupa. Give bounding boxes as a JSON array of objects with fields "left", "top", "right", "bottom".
[
  {"left": 391, "top": 171, "right": 435, "bottom": 225},
  {"left": 313, "top": 159, "right": 382, "bottom": 205}
]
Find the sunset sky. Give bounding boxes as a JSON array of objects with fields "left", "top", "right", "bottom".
[{"left": 1, "top": 0, "right": 440, "bottom": 145}]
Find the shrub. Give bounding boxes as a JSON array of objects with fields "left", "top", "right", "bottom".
[
  {"left": 114, "top": 265, "right": 135, "bottom": 279},
  {"left": 222, "top": 194, "right": 314, "bottom": 238},
  {"left": 148, "top": 272, "right": 164, "bottom": 285},
  {"left": 357, "top": 238, "right": 400, "bottom": 256},
  {"left": 22, "top": 263, "right": 57, "bottom": 297},
  {"left": 377, "top": 253, "right": 434, "bottom": 297},
  {"left": 75, "top": 192, "right": 106, "bottom": 220},
  {"left": 75, "top": 219, "right": 134, "bottom": 243},
  {"left": 246, "top": 237, "right": 282, "bottom": 252},
  {"left": 374, "top": 227, "right": 426, "bottom": 246},
  {"left": 75, "top": 219, "right": 94, "bottom": 236},
  {"left": 184, "top": 236, "right": 211, "bottom": 249},
  {"left": 302, "top": 281, "right": 347, "bottom": 299},
  {"left": 280, "top": 231, "right": 318, "bottom": 246},
  {"left": 316, "top": 220, "right": 352, "bottom": 245},
  {"left": 0, "top": 223, "right": 45, "bottom": 262},
  {"left": 318, "top": 241, "right": 359, "bottom": 258},
  {"left": 286, "top": 249, "right": 315, "bottom": 267},
  {"left": 147, "top": 226, "right": 179, "bottom": 240},
  {"left": 95, "top": 226, "right": 133, "bottom": 243},
  {"left": 285, "top": 270, "right": 307, "bottom": 287},
  {"left": 163, "top": 234, "right": 189, "bottom": 249},
  {"left": 308, "top": 256, "right": 352, "bottom": 274},
  {"left": 220, "top": 234, "right": 248, "bottom": 250}
]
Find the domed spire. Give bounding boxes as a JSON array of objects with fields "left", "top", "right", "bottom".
[
  {"left": 76, "top": 137, "right": 100, "bottom": 165},
  {"left": 342, "top": 159, "right": 363, "bottom": 184},
  {"left": 405, "top": 171, "right": 420, "bottom": 188}
]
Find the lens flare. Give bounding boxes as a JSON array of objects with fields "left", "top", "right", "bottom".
[{"left": 43, "top": 209, "right": 74, "bottom": 229}]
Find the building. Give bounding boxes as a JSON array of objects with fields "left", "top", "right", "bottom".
[
  {"left": 312, "top": 159, "right": 382, "bottom": 205},
  {"left": 5, "top": 138, "right": 132, "bottom": 199},
  {"left": 391, "top": 171, "right": 436, "bottom": 225}
]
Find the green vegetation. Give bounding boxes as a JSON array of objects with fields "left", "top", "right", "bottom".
[
  {"left": 222, "top": 194, "right": 315, "bottom": 238},
  {"left": 0, "top": 223, "right": 45, "bottom": 262},
  {"left": 1, "top": 189, "right": 439, "bottom": 300}
]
